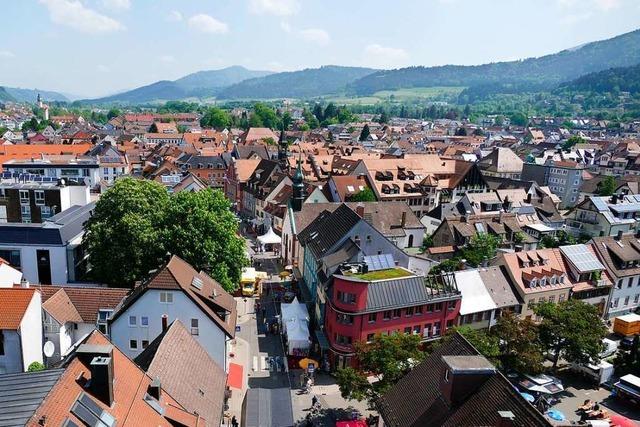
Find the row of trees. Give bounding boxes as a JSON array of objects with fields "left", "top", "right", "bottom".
[
  {"left": 83, "top": 178, "right": 247, "bottom": 291},
  {"left": 336, "top": 300, "right": 606, "bottom": 407}
]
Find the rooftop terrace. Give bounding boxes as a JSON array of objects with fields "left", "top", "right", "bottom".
[{"left": 344, "top": 267, "right": 414, "bottom": 281}]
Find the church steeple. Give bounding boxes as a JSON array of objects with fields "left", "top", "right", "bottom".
[
  {"left": 278, "top": 124, "right": 289, "bottom": 171},
  {"left": 291, "top": 154, "right": 306, "bottom": 212}
]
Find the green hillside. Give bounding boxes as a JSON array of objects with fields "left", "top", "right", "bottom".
[
  {"left": 351, "top": 28, "right": 640, "bottom": 95},
  {"left": 217, "top": 65, "right": 377, "bottom": 100}
]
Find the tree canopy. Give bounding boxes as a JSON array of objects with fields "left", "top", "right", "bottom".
[
  {"left": 534, "top": 300, "right": 606, "bottom": 368},
  {"left": 84, "top": 178, "right": 247, "bottom": 291},
  {"left": 335, "top": 333, "right": 424, "bottom": 406},
  {"left": 348, "top": 187, "right": 376, "bottom": 202},
  {"left": 359, "top": 124, "right": 371, "bottom": 141},
  {"left": 598, "top": 175, "right": 618, "bottom": 197},
  {"left": 200, "top": 107, "right": 231, "bottom": 129}
]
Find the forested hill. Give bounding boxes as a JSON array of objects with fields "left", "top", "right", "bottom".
[
  {"left": 350, "top": 28, "right": 640, "bottom": 95},
  {"left": 216, "top": 66, "right": 377, "bottom": 99},
  {"left": 558, "top": 64, "right": 640, "bottom": 94}
]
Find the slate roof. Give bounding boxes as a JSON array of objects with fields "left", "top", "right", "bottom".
[
  {"left": 0, "top": 369, "right": 64, "bottom": 427},
  {"left": 298, "top": 204, "right": 361, "bottom": 259},
  {"left": 135, "top": 320, "right": 226, "bottom": 427},
  {"left": 592, "top": 234, "right": 640, "bottom": 278},
  {"left": 377, "top": 333, "right": 551, "bottom": 427},
  {"left": 0, "top": 202, "right": 95, "bottom": 246},
  {"left": 363, "top": 273, "right": 460, "bottom": 312},
  {"left": 477, "top": 266, "right": 521, "bottom": 308},
  {"left": 37, "top": 285, "right": 129, "bottom": 323},
  {"left": 0, "top": 288, "right": 37, "bottom": 329},
  {"left": 110, "top": 255, "right": 237, "bottom": 338}
]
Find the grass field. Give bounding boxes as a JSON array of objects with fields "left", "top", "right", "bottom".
[{"left": 325, "top": 86, "right": 466, "bottom": 105}]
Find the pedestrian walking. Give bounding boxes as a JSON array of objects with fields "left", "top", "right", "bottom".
[
  {"left": 261, "top": 307, "right": 266, "bottom": 319},
  {"left": 311, "top": 395, "right": 318, "bottom": 408},
  {"left": 231, "top": 415, "right": 238, "bottom": 427}
]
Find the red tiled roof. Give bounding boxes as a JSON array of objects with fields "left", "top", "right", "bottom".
[
  {"left": 0, "top": 288, "right": 37, "bottom": 329},
  {"left": 37, "top": 285, "right": 129, "bottom": 323}
]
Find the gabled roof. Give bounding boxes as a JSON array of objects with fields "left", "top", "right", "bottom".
[
  {"left": 37, "top": 285, "right": 129, "bottom": 323},
  {"left": 42, "top": 288, "right": 83, "bottom": 324},
  {"left": 111, "top": 255, "right": 237, "bottom": 338},
  {"left": 135, "top": 320, "right": 226, "bottom": 427},
  {"left": 27, "top": 331, "right": 202, "bottom": 427},
  {"left": 377, "top": 333, "right": 551, "bottom": 427},
  {"left": 0, "top": 288, "right": 38, "bottom": 329},
  {"left": 298, "top": 204, "right": 362, "bottom": 259}
]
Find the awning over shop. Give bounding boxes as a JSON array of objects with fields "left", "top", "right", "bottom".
[
  {"left": 242, "top": 388, "right": 294, "bottom": 427},
  {"left": 227, "top": 363, "right": 244, "bottom": 389}
]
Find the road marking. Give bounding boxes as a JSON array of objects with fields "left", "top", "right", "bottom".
[{"left": 252, "top": 356, "right": 258, "bottom": 371}]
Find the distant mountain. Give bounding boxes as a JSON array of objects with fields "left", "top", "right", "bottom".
[
  {"left": 0, "top": 87, "right": 15, "bottom": 102},
  {"left": 85, "top": 66, "right": 273, "bottom": 104},
  {"left": 558, "top": 63, "right": 640, "bottom": 94},
  {"left": 351, "top": 28, "right": 640, "bottom": 95},
  {"left": 2, "top": 87, "right": 68, "bottom": 103},
  {"left": 217, "top": 66, "right": 377, "bottom": 100},
  {"left": 174, "top": 65, "right": 272, "bottom": 91}
]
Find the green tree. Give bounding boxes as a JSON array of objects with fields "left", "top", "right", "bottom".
[
  {"left": 348, "top": 187, "right": 376, "bottom": 202},
  {"left": 454, "top": 127, "right": 467, "bottom": 136},
  {"left": 429, "top": 258, "right": 461, "bottom": 274},
  {"left": 163, "top": 189, "right": 247, "bottom": 291},
  {"left": 534, "top": 300, "right": 606, "bottom": 368},
  {"left": 302, "top": 108, "right": 320, "bottom": 129},
  {"left": 453, "top": 326, "right": 500, "bottom": 366},
  {"left": 84, "top": 178, "right": 247, "bottom": 291},
  {"left": 493, "top": 312, "right": 544, "bottom": 374},
  {"left": 84, "top": 178, "right": 170, "bottom": 287},
  {"left": 461, "top": 233, "right": 501, "bottom": 267},
  {"left": 201, "top": 107, "right": 231, "bottom": 129},
  {"left": 509, "top": 112, "right": 528, "bottom": 127},
  {"left": 359, "top": 124, "right": 371, "bottom": 141},
  {"left": 107, "top": 108, "right": 121, "bottom": 120},
  {"left": 252, "top": 103, "right": 280, "bottom": 129},
  {"left": 378, "top": 111, "right": 389, "bottom": 124},
  {"left": 336, "top": 333, "right": 424, "bottom": 406},
  {"left": 598, "top": 175, "right": 618, "bottom": 197},
  {"left": 562, "top": 135, "right": 585, "bottom": 151},
  {"left": 28, "top": 361, "right": 45, "bottom": 372}
]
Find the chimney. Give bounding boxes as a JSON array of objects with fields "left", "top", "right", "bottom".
[
  {"left": 616, "top": 230, "right": 624, "bottom": 241},
  {"left": 20, "top": 277, "right": 29, "bottom": 288},
  {"left": 90, "top": 356, "right": 114, "bottom": 406},
  {"left": 496, "top": 411, "right": 516, "bottom": 427},
  {"left": 356, "top": 203, "right": 365, "bottom": 218},
  {"left": 76, "top": 344, "right": 114, "bottom": 406},
  {"left": 439, "top": 355, "right": 496, "bottom": 408},
  {"left": 148, "top": 377, "right": 162, "bottom": 401},
  {"left": 401, "top": 211, "right": 406, "bottom": 228},
  {"left": 525, "top": 193, "right": 532, "bottom": 204}
]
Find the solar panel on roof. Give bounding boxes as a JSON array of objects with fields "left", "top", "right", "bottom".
[
  {"left": 560, "top": 244, "right": 604, "bottom": 273},
  {"left": 71, "top": 400, "right": 103, "bottom": 427},
  {"left": 364, "top": 254, "right": 395, "bottom": 271},
  {"left": 474, "top": 223, "right": 486, "bottom": 233},
  {"left": 591, "top": 198, "right": 609, "bottom": 212}
]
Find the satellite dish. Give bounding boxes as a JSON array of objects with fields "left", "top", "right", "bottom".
[{"left": 43, "top": 341, "right": 55, "bottom": 358}]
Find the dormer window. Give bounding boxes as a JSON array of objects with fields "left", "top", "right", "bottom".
[
  {"left": 559, "top": 274, "right": 565, "bottom": 283},
  {"left": 550, "top": 276, "right": 556, "bottom": 285},
  {"left": 540, "top": 277, "right": 546, "bottom": 286},
  {"left": 530, "top": 278, "right": 537, "bottom": 287}
]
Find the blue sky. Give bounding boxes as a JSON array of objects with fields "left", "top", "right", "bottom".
[{"left": 0, "top": 0, "right": 639, "bottom": 98}]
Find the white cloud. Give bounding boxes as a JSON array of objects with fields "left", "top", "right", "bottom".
[
  {"left": 188, "top": 14, "right": 229, "bottom": 34},
  {"left": 39, "top": 0, "right": 124, "bottom": 34},
  {"left": 300, "top": 28, "right": 330, "bottom": 46},
  {"left": 249, "top": 0, "right": 299, "bottom": 16},
  {"left": 280, "top": 21, "right": 291, "bottom": 33},
  {"left": 101, "top": 0, "right": 130, "bottom": 11},
  {"left": 159, "top": 55, "right": 175, "bottom": 63},
  {"left": 166, "top": 10, "right": 183, "bottom": 22},
  {"left": 363, "top": 44, "right": 409, "bottom": 68},
  {"left": 0, "top": 50, "right": 15, "bottom": 58},
  {"left": 594, "top": 0, "right": 620, "bottom": 10},
  {"left": 97, "top": 64, "right": 110, "bottom": 72}
]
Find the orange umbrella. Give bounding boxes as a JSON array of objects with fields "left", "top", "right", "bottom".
[{"left": 298, "top": 358, "right": 318, "bottom": 370}]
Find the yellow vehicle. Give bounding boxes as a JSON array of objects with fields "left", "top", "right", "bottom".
[{"left": 241, "top": 267, "right": 268, "bottom": 297}]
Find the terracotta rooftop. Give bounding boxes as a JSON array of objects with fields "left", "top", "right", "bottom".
[
  {"left": 27, "top": 331, "right": 202, "bottom": 427},
  {"left": 37, "top": 285, "right": 129, "bottom": 324},
  {"left": 0, "top": 288, "right": 38, "bottom": 329}
]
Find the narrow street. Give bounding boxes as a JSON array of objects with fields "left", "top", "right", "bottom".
[{"left": 227, "top": 233, "right": 375, "bottom": 426}]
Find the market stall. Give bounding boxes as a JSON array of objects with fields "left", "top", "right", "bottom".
[
  {"left": 280, "top": 297, "right": 311, "bottom": 356},
  {"left": 257, "top": 226, "right": 281, "bottom": 252}
]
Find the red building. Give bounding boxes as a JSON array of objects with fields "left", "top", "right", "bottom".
[{"left": 324, "top": 265, "right": 461, "bottom": 369}]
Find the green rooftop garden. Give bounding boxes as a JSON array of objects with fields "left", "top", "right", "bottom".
[{"left": 347, "top": 267, "right": 413, "bottom": 281}]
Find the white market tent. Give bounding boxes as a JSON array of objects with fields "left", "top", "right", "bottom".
[
  {"left": 257, "top": 227, "right": 281, "bottom": 245},
  {"left": 281, "top": 298, "right": 310, "bottom": 354}
]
